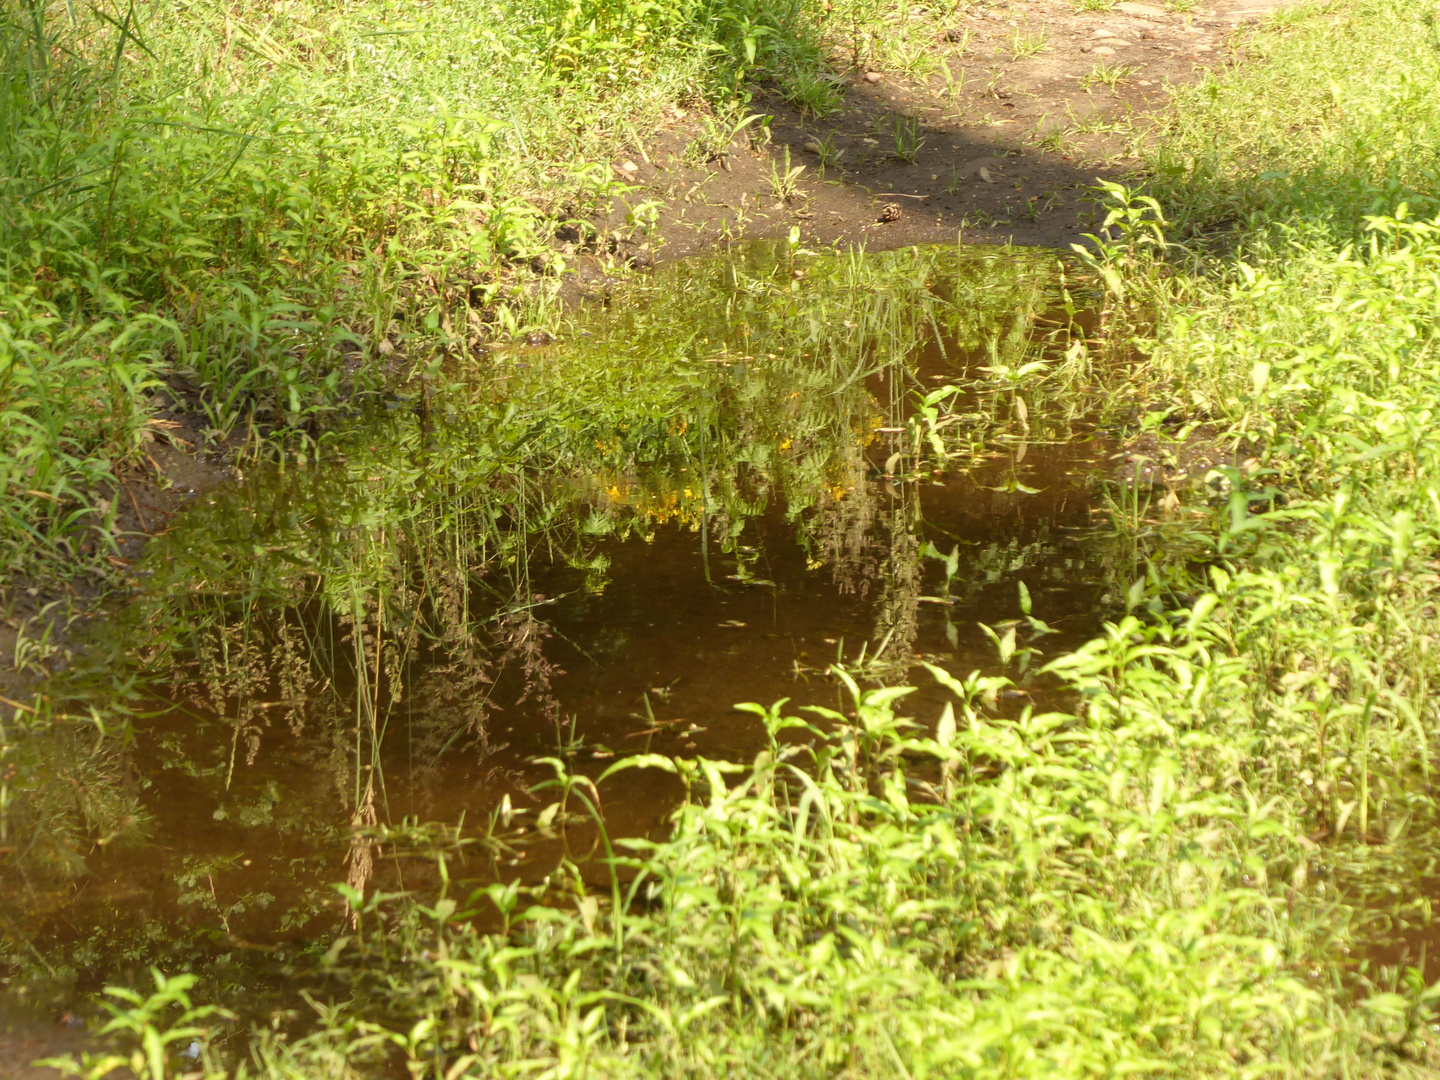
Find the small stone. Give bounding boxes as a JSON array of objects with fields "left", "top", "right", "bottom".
[
  {"left": 978, "top": 167, "right": 997, "bottom": 183},
  {"left": 1115, "top": 1, "right": 1166, "bottom": 14},
  {"left": 1138, "top": 79, "right": 1153, "bottom": 85},
  {"left": 1140, "top": 29, "right": 1157, "bottom": 38},
  {"left": 1080, "top": 43, "right": 1093, "bottom": 52},
  {"left": 803, "top": 139, "right": 822, "bottom": 154},
  {"left": 864, "top": 70, "right": 884, "bottom": 83},
  {"left": 1192, "top": 42, "right": 1212, "bottom": 51},
  {"left": 1092, "top": 28, "right": 1114, "bottom": 36},
  {"left": 617, "top": 160, "right": 639, "bottom": 175},
  {"left": 1092, "top": 45, "right": 1116, "bottom": 55},
  {"left": 930, "top": 173, "right": 939, "bottom": 180}
]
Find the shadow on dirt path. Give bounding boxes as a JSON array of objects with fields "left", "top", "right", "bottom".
[{"left": 587, "top": 0, "right": 1290, "bottom": 267}]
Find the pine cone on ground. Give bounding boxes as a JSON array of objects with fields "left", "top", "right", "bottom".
[{"left": 877, "top": 202, "right": 903, "bottom": 223}]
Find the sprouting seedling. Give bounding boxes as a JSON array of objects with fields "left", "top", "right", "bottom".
[
  {"left": 626, "top": 198, "right": 663, "bottom": 236},
  {"left": 1080, "top": 60, "right": 1137, "bottom": 91},
  {"left": 922, "top": 540, "right": 962, "bottom": 596},
  {"left": 940, "top": 62, "right": 967, "bottom": 109},
  {"left": 1017, "top": 579, "right": 1057, "bottom": 638},
  {"left": 806, "top": 131, "right": 846, "bottom": 170},
  {"left": 891, "top": 116, "right": 925, "bottom": 163},
  {"left": 769, "top": 145, "right": 806, "bottom": 201},
  {"left": 978, "top": 582, "right": 1056, "bottom": 677},
  {"left": 1008, "top": 27, "right": 1047, "bottom": 60},
  {"left": 908, "top": 382, "right": 964, "bottom": 460}
]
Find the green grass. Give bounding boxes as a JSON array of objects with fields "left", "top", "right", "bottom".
[
  {"left": 20, "top": 0, "right": 1440, "bottom": 1076},
  {"left": 0, "top": 0, "right": 831, "bottom": 583}
]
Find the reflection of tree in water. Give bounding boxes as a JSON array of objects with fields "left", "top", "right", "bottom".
[
  {"left": 872, "top": 501, "right": 923, "bottom": 667},
  {"left": 494, "top": 607, "right": 564, "bottom": 724},
  {"left": 811, "top": 444, "right": 879, "bottom": 600}
]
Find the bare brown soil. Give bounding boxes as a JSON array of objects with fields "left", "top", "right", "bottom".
[{"left": 572, "top": 0, "right": 1287, "bottom": 276}]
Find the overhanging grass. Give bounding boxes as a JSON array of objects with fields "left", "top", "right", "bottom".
[{"left": 249, "top": 0, "right": 1440, "bottom": 1073}]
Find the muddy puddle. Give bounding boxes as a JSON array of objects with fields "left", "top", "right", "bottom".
[{"left": 2, "top": 240, "right": 1154, "bottom": 1046}]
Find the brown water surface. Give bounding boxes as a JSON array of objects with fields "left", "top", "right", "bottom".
[{"left": 2, "top": 242, "right": 1138, "bottom": 1050}]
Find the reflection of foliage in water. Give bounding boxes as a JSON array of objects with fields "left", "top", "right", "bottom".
[
  {"left": 0, "top": 704, "right": 152, "bottom": 880},
  {"left": 133, "top": 241, "right": 1082, "bottom": 762},
  {"left": 2, "top": 241, "right": 1107, "bottom": 964}
]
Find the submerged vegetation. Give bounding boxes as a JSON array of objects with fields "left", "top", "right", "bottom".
[{"left": 9, "top": 0, "right": 1440, "bottom": 1076}]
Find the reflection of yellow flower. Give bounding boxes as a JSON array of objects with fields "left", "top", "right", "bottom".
[
  {"left": 859, "top": 414, "right": 884, "bottom": 448},
  {"left": 595, "top": 474, "right": 700, "bottom": 527}
]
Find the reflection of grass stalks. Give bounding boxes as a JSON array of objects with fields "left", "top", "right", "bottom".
[{"left": 32, "top": 239, "right": 1122, "bottom": 1074}]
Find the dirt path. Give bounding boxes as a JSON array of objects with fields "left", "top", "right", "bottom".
[{"left": 586, "top": 0, "right": 1288, "bottom": 269}]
